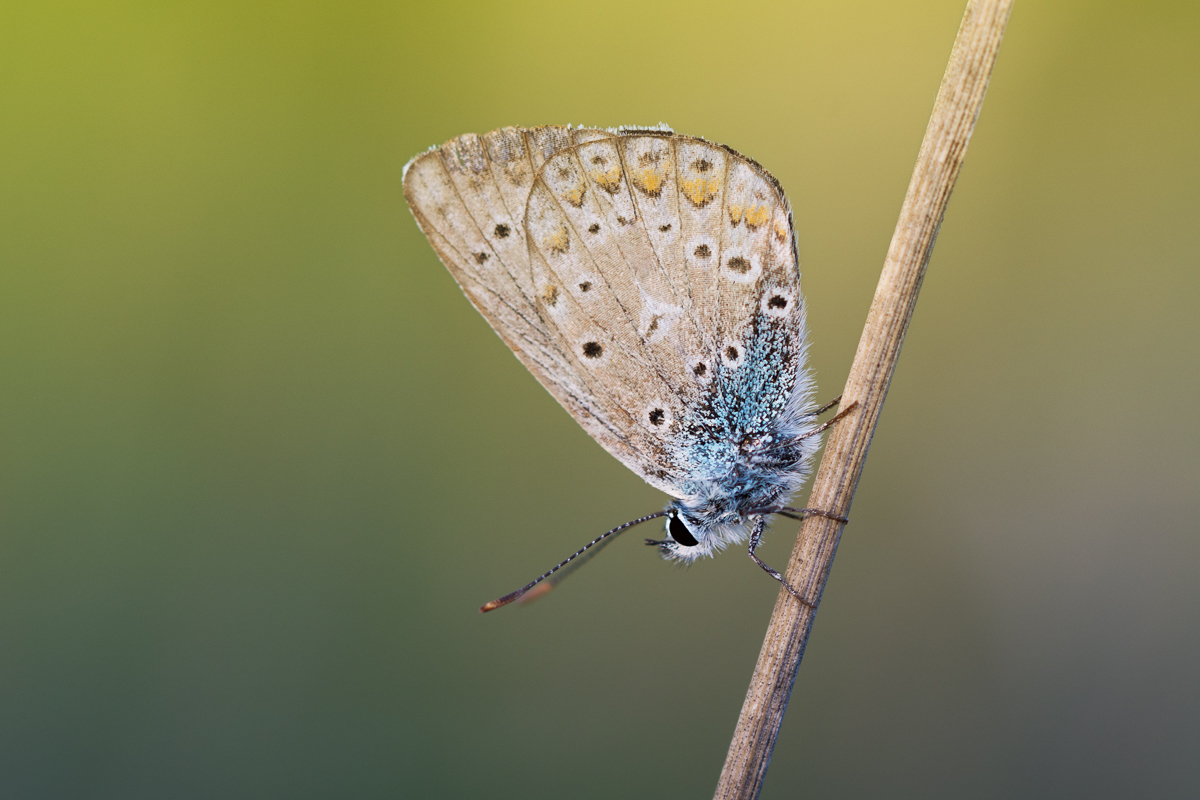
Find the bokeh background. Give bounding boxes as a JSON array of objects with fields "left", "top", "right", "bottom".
[{"left": 3, "top": 0, "right": 1198, "bottom": 797}]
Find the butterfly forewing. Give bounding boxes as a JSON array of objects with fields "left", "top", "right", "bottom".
[
  {"left": 525, "top": 163, "right": 686, "bottom": 477},
  {"left": 535, "top": 139, "right": 708, "bottom": 418},
  {"left": 404, "top": 128, "right": 646, "bottom": 471}
]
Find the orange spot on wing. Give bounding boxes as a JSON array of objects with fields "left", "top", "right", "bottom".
[
  {"left": 588, "top": 165, "right": 623, "bottom": 194},
  {"left": 561, "top": 182, "right": 586, "bottom": 207},
  {"left": 743, "top": 204, "right": 771, "bottom": 230},
  {"left": 631, "top": 165, "right": 667, "bottom": 197},
  {"left": 681, "top": 176, "right": 721, "bottom": 207},
  {"left": 543, "top": 225, "right": 570, "bottom": 255},
  {"left": 728, "top": 202, "right": 771, "bottom": 229}
]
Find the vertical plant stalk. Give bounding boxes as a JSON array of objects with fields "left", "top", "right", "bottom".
[{"left": 713, "top": 1, "right": 1014, "bottom": 797}]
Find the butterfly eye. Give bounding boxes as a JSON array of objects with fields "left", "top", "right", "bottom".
[{"left": 669, "top": 514, "right": 699, "bottom": 547}]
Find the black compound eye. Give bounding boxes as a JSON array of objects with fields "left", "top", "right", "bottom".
[{"left": 669, "top": 514, "right": 699, "bottom": 547}]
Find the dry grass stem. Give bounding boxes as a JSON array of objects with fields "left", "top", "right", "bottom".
[{"left": 713, "top": 1, "right": 1015, "bottom": 797}]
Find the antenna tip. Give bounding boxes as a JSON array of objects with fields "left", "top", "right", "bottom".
[
  {"left": 479, "top": 587, "right": 526, "bottom": 613},
  {"left": 480, "top": 581, "right": 558, "bottom": 613}
]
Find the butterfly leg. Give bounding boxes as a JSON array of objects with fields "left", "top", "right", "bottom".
[
  {"left": 744, "top": 506, "right": 848, "bottom": 524},
  {"left": 803, "top": 393, "right": 843, "bottom": 419},
  {"left": 747, "top": 517, "right": 815, "bottom": 608},
  {"left": 773, "top": 507, "right": 848, "bottom": 524},
  {"left": 794, "top": 400, "right": 859, "bottom": 444}
]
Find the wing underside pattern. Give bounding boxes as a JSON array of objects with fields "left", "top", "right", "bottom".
[{"left": 403, "top": 126, "right": 808, "bottom": 497}]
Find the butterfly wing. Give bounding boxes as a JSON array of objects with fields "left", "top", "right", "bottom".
[
  {"left": 403, "top": 126, "right": 811, "bottom": 498},
  {"left": 708, "top": 143, "right": 810, "bottom": 438},
  {"left": 403, "top": 126, "right": 659, "bottom": 487}
]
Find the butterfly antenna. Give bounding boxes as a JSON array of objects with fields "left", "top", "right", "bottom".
[{"left": 480, "top": 511, "right": 669, "bottom": 613}]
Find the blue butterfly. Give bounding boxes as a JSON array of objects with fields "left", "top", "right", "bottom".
[{"left": 404, "top": 125, "right": 852, "bottom": 611}]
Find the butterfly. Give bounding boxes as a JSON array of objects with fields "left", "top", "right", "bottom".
[{"left": 402, "top": 125, "right": 853, "bottom": 612}]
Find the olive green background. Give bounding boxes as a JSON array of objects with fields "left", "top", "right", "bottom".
[{"left": 2, "top": 1, "right": 1198, "bottom": 797}]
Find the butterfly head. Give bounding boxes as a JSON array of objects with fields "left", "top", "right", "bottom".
[{"left": 649, "top": 503, "right": 745, "bottom": 563}]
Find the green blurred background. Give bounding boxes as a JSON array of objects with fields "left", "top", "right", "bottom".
[{"left": 2, "top": 0, "right": 1198, "bottom": 797}]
